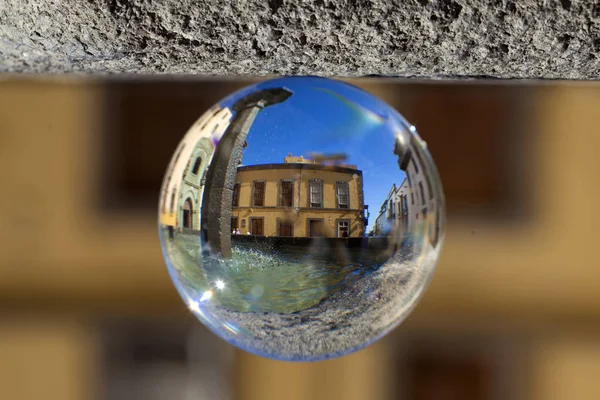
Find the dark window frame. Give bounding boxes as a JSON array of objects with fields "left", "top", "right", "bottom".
[
  {"left": 252, "top": 180, "right": 266, "bottom": 207},
  {"left": 336, "top": 181, "right": 350, "bottom": 209},
  {"left": 413, "top": 157, "right": 420, "bottom": 174},
  {"left": 162, "top": 176, "right": 172, "bottom": 213},
  {"left": 308, "top": 179, "right": 324, "bottom": 208},
  {"left": 279, "top": 179, "right": 294, "bottom": 207},
  {"left": 419, "top": 181, "right": 426, "bottom": 205},
  {"left": 169, "top": 188, "right": 177, "bottom": 213},
  {"left": 191, "top": 157, "right": 202, "bottom": 175},
  {"left": 427, "top": 177, "right": 434, "bottom": 200},
  {"left": 232, "top": 183, "right": 241, "bottom": 207}
]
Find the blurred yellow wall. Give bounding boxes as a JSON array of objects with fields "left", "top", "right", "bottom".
[{"left": 0, "top": 79, "right": 599, "bottom": 400}]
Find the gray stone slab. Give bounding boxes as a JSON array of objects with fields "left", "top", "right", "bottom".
[{"left": 1, "top": 0, "right": 599, "bottom": 79}]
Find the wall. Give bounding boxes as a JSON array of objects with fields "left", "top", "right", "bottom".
[
  {"left": 177, "top": 137, "right": 215, "bottom": 230},
  {"left": 234, "top": 165, "right": 364, "bottom": 237},
  {"left": 160, "top": 106, "right": 232, "bottom": 227},
  {"left": 1, "top": 78, "right": 600, "bottom": 400}
]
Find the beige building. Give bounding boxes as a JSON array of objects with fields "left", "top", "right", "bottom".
[
  {"left": 231, "top": 155, "right": 367, "bottom": 238},
  {"left": 159, "top": 105, "right": 233, "bottom": 229},
  {"left": 393, "top": 128, "right": 442, "bottom": 247},
  {"left": 374, "top": 179, "right": 410, "bottom": 237}
]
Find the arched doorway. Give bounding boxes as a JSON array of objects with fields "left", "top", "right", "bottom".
[{"left": 183, "top": 198, "right": 193, "bottom": 229}]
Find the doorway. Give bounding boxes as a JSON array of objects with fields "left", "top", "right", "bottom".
[
  {"left": 182, "top": 198, "right": 193, "bottom": 229},
  {"left": 250, "top": 217, "right": 264, "bottom": 236},
  {"left": 308, "top": 219, "right": 324, "bottom": 237},
  {"left": 278, "top": 220, "right": 293, "bottom": 237}
]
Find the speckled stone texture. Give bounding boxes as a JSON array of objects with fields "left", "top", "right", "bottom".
[{"left": 1, "top": 0, "right": 599, "bottom": 78}]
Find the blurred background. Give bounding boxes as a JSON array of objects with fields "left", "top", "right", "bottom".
[{"left": 0, "top": 76, "right": 599, "bottom": 400}]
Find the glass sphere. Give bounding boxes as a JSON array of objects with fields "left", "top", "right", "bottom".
[{"left": 159, "top": 77, "right": 445, "bottom": 361}]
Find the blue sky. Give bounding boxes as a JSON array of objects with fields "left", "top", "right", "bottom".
[{"left": 219, "top": 77, "right": 407, "bottom": 231}]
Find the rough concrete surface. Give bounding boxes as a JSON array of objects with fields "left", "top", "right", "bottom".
[{"left": 1, "top": 0, "right": 599, "bottom": 78}]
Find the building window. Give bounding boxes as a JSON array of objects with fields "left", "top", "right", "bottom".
[
  {"left": 232, "top": 183, "right": 241, "bottom": 206},
  {"left": 231, "top": 217, "right": 238, "bottom": 230},
  {"left": 415, "top": 148, "right": 425, "bottom": 173},
  {"left": 278, "top": 220, "right": 293, "bottom": 237},
  {"left": 191, "top": 157, "right": 202, "bottom": 175},
  {"left": 433, "top": 210, "right": 440, "bottom": 246},
  {"left": 337, "top": 220, "right": 350, "bottom": 238},
  {"left": 419, "top": 181, "right": 426, "bottom": 205},
  {"left": 280, "top": 180, "right": 294, "bottom": 207},
  {"left": 252, "top": 181, "right": 265, "bottom": 207},
  {"left": 407, "top": 173, "right": 412, "bottom": 188},
  {"left": 162, "top": 176, "right": 171, "bottom": 213},
  {"left": 336, "top": 181, "right": 349, "bottom": 209},
  {"left": 169, "top": 188, "right": 177, "bottom": 212},
  {"left": 427, "top": 177, "right": 434, "bottom": 200},
  {"left": 402, "top": 195, "right": 408, "bottom": 214},
  {"left": 413, "top": 157, "right": 420, "bottom": 174},
  {"left": 411, "top": 192, "right": 415, "bottom": 205},
  {"left": 309, "top": 179, "right": 323, "bottom": 208}
]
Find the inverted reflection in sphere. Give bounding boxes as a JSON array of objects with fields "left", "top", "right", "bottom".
[{"left": 159, "top": 77, "right": 445, "bottom": 361}]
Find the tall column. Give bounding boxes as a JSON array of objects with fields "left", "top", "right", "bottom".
[{"left": 201, "top": 88, "right": 293, "bottom": 258}]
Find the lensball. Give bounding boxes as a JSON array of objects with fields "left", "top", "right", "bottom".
[{"left": 159, "top": 77, "right": 445, "bottom": 361}]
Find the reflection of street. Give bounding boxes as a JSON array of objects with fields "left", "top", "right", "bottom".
[
  {"left": 163, "top": 227, "right": 440, "bottom": 360},
  {"left": 163, "top": 231, "right": 384, "bottom": 314}
]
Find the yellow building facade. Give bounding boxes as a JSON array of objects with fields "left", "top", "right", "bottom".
[{"left": 231, "top": 157, "right": 367, "bottom": 238}]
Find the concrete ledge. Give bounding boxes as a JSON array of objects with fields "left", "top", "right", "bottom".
[{"left": 1, "top": 0, "right": 599, "bottom": 78}]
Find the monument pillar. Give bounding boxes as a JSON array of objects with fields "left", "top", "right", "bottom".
[{"left": 201, "top": 88, "right": 293, "bottom": 258}]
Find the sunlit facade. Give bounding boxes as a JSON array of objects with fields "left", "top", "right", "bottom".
[
  {"left": 383, "top": 132, "right": 441, "bottom": 246},
  {"left": 374, "top": 179, "right": 410, "bottom": 237},
  {"left": 231, "top": 155, "right": 368, "bottom": 238}
]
